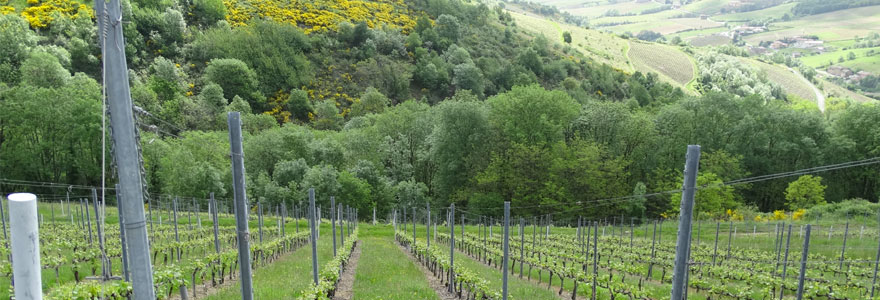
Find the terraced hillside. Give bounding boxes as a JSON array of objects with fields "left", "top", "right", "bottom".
[{"left": 628, "top": 41, "right": 695, "bottom": 88}]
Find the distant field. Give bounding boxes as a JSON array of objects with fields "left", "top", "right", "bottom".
[
  {"left": 565, "top": 0, "right": 665, "bottom": 19},
  {"left": 603, "top": 17, "right": 723, "bottom": 35},
  {"left": 680, "top": 0, "right": 730, "bottom": 15},
  {"left": 628, "top": 41, "right": 695, "bottom": 87},
  {"left": 800, "top": 47, "right": 880, "bottom": 73},
  {"left": 713, "top": 3, "right": 796, "bottom": 22},
  {"left": 508, "top": 10, "right": 633, "bottom": 72},
  {"left": 817, "top": 77, "right": 875, "bottom": 103},
  {"left": 744, "top": 6, "right": 880, "bottom": 44},
  {"left": 688, "top": 35, "right": 731, "bottom": 47},
  {"left": 744, "top": 58, "right": 817, "bottom": 101}
]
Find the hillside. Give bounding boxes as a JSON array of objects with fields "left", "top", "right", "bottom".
[{"left": 0, "top": 0, "right": 878, "bottom": 231}]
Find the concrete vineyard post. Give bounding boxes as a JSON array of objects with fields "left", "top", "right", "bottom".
[
  {"left": 648, "top": 220, "right": 658, "bottom": 277},
  {"left": 331, "top": 197, "right": 337, "bottom": 257},
  {"left": 796, "top": 225, "right": 812, "bottom": 300},
  {"left": 726, "top": 220, "right": 733, "bottom": 260},
  {"left": 871, "top": 211, "right": 880, "bottom": 298},
  {"left": 211, "top": 193, "right": 220, "bottom": 254},
  {"left": 228, "top": 112, "right": 254, "bottom": 300},
  {"left": 780, "top": 224, "right": 793, "bottom": 299},
  {"left": 258, "top": 201, "right": 263, "bottom": 244},
  {"left": 427, "top": 203, "right": 431, "bottom": 249},
  {"left": 339, "top": 204, "right": 345, "bottom": 248},
  {"left": 592, "top": 221, "right": 598, "bottom": 300},
  {"left": 85, "top": 197, "right": 93, "bottom": 245},
  {"left": 520, "top": 218, "right": 524, "bottom": 278},
  {"left": 712, "top": 222, "right": 720, "bottom": 266},
  {"left": 502, "top": 201, "right": 510, "bottom": 300},
  {"left": 308, "top": 188, "right": 318, "bottom": 285},
  {"left": 173, "top": 197, "right": 181, "bottom": 262},
  {"left": 671, "top": 145, "right": 700, "bottom": 300},
  {"left": 449, "top": 203, "right": 455, "bottom": 293},
  {"left": 840, "top": 220, "right": 850, "bottom": 273},
  {"left": 8, "top": 193, "right": 42, "bottom": 300}
]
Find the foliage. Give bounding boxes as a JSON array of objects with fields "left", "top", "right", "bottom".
[
  {"left": 204, "top": 58, "right": 261, "bottom": 109},
  {"left": 785, "top": 175, "right": 827, "bottom": 210},
  {"left": 223, "top": 0, "right": 418, "bottom": 33}
]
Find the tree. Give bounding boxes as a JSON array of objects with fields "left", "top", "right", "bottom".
[
  {"left": 847, "top": 51, "right": 857, "bottom": 60},
  {"left": 273, "top": 158, "right": 308, "bottom": 188},
  {"left": 20, "top": 51, "right": 70, "bottom": 88},
  {"left": 785, "top": 175, "right": 827, "bottom": 209},
  {"left": 435, "top": 14, "right": 461, "bottom": 44},
  {"left": 192, "top": 0, "right": 227, "bottom": 26},
  {"left": 286, "top": 89, "right": 313, "bottom": 123},
  {"left": 204, "top": 58, "right": 261, "bottom": 109},
  {"left": 430, "top": 100, "right": 490, "bottom": 205},
  {"left": 0, "top": 14, "right": 39, "bottom": 83},
  {"left": 350, "top": 87, "right": 390, "bottom": 117},
  {"left": 312, "top": 100, "right": 343, "bottom": 130},
  {"left": 298, "top": 165, "right": 340, "bottom": 208},
  {"left": 487, "top": 85, "right": 580, "bottom": 146},
  {"left": 395, "top": 179, "right": 429, "bottom": 207},
  {"left": 562, "top": 31, "right": 572, "bottom": 43},
  {"left": 452, "top": 63, "right": 484, "bottom": 96}
]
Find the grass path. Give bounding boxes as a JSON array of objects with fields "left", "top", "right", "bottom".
[
  {"left": 204, "top": 226, "right": 334, "bottom": 300},
  {"left": 351, "top": 225, "right": 441, "bottom": 299}
]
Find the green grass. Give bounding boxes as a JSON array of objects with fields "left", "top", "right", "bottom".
[
  {"left": 508, "top": 10, "right": 633, "bottom": 72},
  {"left": 801, "top": 46, "right": 880, "bottom": 73},
  {"left": 351, "top": 224, "right": 440, "bottom": 300}
]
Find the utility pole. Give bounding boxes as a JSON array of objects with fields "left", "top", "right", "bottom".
[
  {"left": 98, "top": 0, "right": 155, "bottom": 295},
  {"left": 228, "top": 112, "right": 253, "bottom": 300}
]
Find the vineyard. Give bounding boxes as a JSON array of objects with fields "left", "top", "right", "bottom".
[{"left": 4, "top": 184, "right": 880, "bottom": 299}]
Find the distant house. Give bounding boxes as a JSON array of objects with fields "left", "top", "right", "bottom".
[
  {"left": 748, "top": 46, "right": 768, "bottom": 55},
  {"left": 700, "top": 14, "right": 709, "bottom": 20},
  {"left": 770, "top": 41, "right": 788, "bottom": 49},
  {"left": 827, "top": 66, "right": 854, "bottom": 78},
  {"left": 793, "top": 40, "right": 824, "bottom": 49},
  {"left": 792, "top": 52, "right": 802, "bottom": 58}
]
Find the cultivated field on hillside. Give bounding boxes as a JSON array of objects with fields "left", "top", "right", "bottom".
[
  {"left": 628, "top": 41, "right": 695, "bottom": 87},
  {"left": 801, "top": 46, "right": 880, "bottom": 74},
  {"left": 744, "top": 6, "right": 880, "bottom": 44},
  {"left": 745, "top": 58, "right": 817, "bottom": 101},
  {"left": 508, "top": 10, "right": 632, "bottom": 72}
]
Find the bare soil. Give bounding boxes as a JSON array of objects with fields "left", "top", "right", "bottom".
[{"left": 332, "top": 241, "right": 362, "bottom": 300}]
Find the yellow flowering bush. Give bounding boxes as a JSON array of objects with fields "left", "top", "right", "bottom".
[
  {"left": 791, "top": 209, "right": 806, "bottom": 221},
  {"left": 223, "top": 0, "right": 418, "bottom": 33},
  {"left": 19, "top": 0, "right": 92, "bottom": 28},
  {"left": 1, "top": 6, "right": 15, "bottom": 15},
  {"left": 725, "top": 209, "right": 743, "bottom": 221}
]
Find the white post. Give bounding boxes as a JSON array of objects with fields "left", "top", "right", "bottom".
[{"left": 8, "top": 193, "right": 42, "bottom": 300}]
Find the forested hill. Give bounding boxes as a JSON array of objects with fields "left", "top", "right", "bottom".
[{"left": 0, "top": 0, "right": 878, "bottom": 221}]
